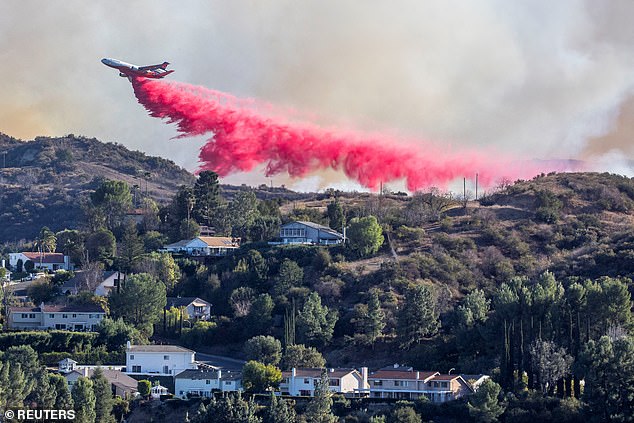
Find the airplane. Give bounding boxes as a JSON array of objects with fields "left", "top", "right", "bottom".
[{"left": 101, "top": 58, "right": 174, "bottom": 79}]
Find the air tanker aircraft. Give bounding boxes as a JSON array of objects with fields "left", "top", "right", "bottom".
[{"left": 101, "top": 58, "right": 174, "bottom": 79}]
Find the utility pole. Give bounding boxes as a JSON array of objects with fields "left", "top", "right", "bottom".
[
  {"left": 463, "top": 177, "right": 466, "bottom": 207},
  {"left": 475, "top": 173, "right": 479, "bottom": 200}
]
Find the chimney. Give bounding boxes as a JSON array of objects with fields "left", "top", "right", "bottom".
[
  {"left": 126, "top": 340, "right": 131, "bottom": 350},
  {"left": 393, "top": 363, "right": 399, "bottom": 369},
  {"left": 1, "top": 259, "right": 5, "bottom": 268},
  {"left": 361, "top": 367, "right": 368, "bottom": 388},
  {"left": 83, "top": 368, "right": 88, "bottom": 377},
  {"left": 217, "top": 369, "right": 222, "bottom": 379},
  {"left": 329, "top": 368, "right": 334, "bottom": 373},
  {"left": 291, "top": 368, "right": 296, "bottom": 378},
  {"left": 416, "top": 371, "right": 420, "bottom": 380}
]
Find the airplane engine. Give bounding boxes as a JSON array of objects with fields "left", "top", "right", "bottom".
[{"left": 119, "top": 72, "right": 127, "bottom": 77}]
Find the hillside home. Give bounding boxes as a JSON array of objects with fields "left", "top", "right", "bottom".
[
  {"left": 7, "top": 303, "right": 105, "bottom": 331},
  {"left": 9, "top": 252, "right": 72, "bottom": 271},
  {"left": 61, "top": 271, "right": 125, "bottom": 296},
  {"left": 162, "top": 236, "right": 240, "bottom": 256},
  {"left": 367, "top": 365, "right": 473, "bottom": 402},
  {"left": 274, "top": 221, "right": 344, "bottom": 245},
  {"left": 175, "top": 369, "right": 243, "bottom": 398},
  {"left": 280, "top": 367, "right": 369, "bottom": 397},
  {"left": 165, "top": 297, "right": 212, "bottom": 320},
  {"left": 125, "top": 343, "right": 198, "bottom": 376},
  {"left": 63, "top": 367, "right": 138, "bottom": 399}
]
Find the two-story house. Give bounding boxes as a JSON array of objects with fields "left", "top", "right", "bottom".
[
  {"left": 280, "top": 367, "right": 369, "bottom": 397},
  {"left": 7, "top": 304, "right": 105, "bottom": 331},
  {"left": 175, "top": 369, "right": 243, "bottom": 398},
  {"left": 274, "top": 221, "right": 344, "bottom": 245},
  {"left": 125, "top": 343, "right": 198, "bottom": 376},
  {"left": 367, "top": 365, "right": 473, "bottom": 402},
  {"left": 165, "top": 297, "right": 212, "bottom": 321}
]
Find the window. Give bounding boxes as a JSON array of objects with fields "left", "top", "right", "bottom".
[
  {"left": 132, "top": 365, "right": 141, "bottom": 372},
  {"left": 55, "top": 324, "right": 66, "bottom": 330},
  {"left": 62, "top": 314, "right": 68, "bottom": 318},
  {"left": 130, "top": 355, "right": 134, "bottom": 360},
  {"left": 303, "top": 378, "right": 310, "bottom": 384},
  {"left": 224, "top": 381, "right": 231, "bottom": 385},
  {"left": 441, "top": 382, "right": 448, "bottom": 388},
  {"left": 329, "top": 379, "right": 340, "bottom": 387},
  {"left": 164, "top": 355, "right": 170, "bottom": 360},
  {"left": 433, "top": 382, "right": 439, "bottom": 388},
  {"left": 206, "top": 380, "right": 210, "bottom": 385},
  {"left": 163, "top": 366, "right": 169, "bottom": 374},
  {"left": 394, "top": 381, "right": 408, "bottom": 387},
  {"left": 72, "top": 314, "right": 77, "bottom": 318},
  {"left": 49, "top": 314, "right": 54, "bottom": 318},
  {"left": 21, "top": 313, "right": 27, "bottom": 318},
  {"left": 373, "top": 380, "right": 383, "bottom": 386}
]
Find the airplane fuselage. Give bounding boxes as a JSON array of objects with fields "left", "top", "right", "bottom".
[{"left": 101, "top": 58, "right": 173, "bottom": 79}]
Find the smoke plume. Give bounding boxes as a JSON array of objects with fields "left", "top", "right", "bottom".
[{"left": 131, "top": 77, "right": 573, "bottom": 190}]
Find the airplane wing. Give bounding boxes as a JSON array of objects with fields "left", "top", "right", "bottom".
[{"left": 138, "top": 62, "right": 169, "bottom": 71}]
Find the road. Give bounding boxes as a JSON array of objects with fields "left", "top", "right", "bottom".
[{"left": 195, "top": 352, "right": 245, "bottom": 371}]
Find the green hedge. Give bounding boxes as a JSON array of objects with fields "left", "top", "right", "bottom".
[
  {"left": 0, "top": 331, "right": 97, "bottom": 353},
  {"left": 40, "top": 350, "right": 125, "bottom": 366}
]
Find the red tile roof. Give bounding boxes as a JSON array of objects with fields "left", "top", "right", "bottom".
[
  {"left": 430, "top": 374, "right": 460, "bottom": 381},
  {"left": 19, "top": 252, "right": 65, "bottom": 264}
]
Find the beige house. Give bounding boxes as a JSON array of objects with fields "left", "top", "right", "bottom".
[
  {"left": 162, "top": 237, "right": 240, "bottom": 256},
  {"left": 367, "top": 365, "right": 473, "bottom": 402},
  {"left": 280, "top": 367, "right": 369, "bottom": 397},
  {"left": 63, "top": 367, "right": 138, "bottom": 399}
]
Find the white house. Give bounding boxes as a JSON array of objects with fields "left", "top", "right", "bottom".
[
  {"left": 367, "top": 365, "right": 474, "bottom": 402},
  {"left": 151, "top": 385, "right": 170, "bottom": 399},
  {"left": 280, "top": 368, "right": 369, "bottom": 397},
  {"left": 125, "top": 343, "right": 198, "bottom": 376},
  {"left": 162, "top": 237, "right": 240, "bottom": 256},
  {"left": 175, "top": 369, "right": 243, "bottom": 398},
  {"left": 61, "top": 271, "right": 125, "bottom": 296},
  {"left": 7, "top": 304, "right": 105, "bottom": 331},
  {"left": 274, "top": 221, "right": 344, "bottom": 245},
  {"left": 9, "top": 252, "right": 72, "bottom": 271},
  {"left": 58, "top": 358, "right": 78, "bottom": 373},
  {"left": 165, "top": 297, "right": 212, "bottom": 321}
]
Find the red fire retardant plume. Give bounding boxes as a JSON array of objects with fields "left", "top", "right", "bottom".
[{"left": 131, "top": 78, "right": 562, "bottom": 191}]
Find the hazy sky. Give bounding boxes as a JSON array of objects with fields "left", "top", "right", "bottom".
[{"left": 1, "top": 1, "right": 634, "bottom": 189}]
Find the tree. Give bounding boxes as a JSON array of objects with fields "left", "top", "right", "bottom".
[
  {"left": 0, "top": 361, "right": 33, "bottom": 409},
  {"left": 137, "top": 380, "right": 151, "bottom": 398},
  {"left": 56, "top": 229, "right": 85, "bottom": 264},
  {"left": 112, "top": 397, "right": 129, "bottom": 423},
  {"left": 72, "top": 377, "right": 96, "bottom": 423},
  {"left": 577, "top": 336, "right": 634, "bottom": 422},
  {"left": 27, "top": 280, "right": 57, "bottom": 305},
  {"left": 456, "top": 289, "right": 490, "bottom": 328},
  {"left": 249, "top": 216, "right": 281, "bottom": 242},
  {"left": 467, "top": 379, "right": 506, "bottom": 423},
  {"left": 244, "top": 294, "right": 275, "bottom": 337},
  {"left": 296, "top": 292, "right": 338, "bottom": 347},
  {"left": 90, "top": 180, "right": 133, "bottom": 230},
  {"left": 117, "top": 220, "right": 144, "bottom": 273},
  {"left": 109, "top": 273, "right": 166, "bottom": 336},
  {"left": 228, "top": 190, "right": 260, "bottom": 240},
  {"left": 193, "top": 170, "right": 222, "bottom": 228},
  {"left": 193, "top": 392, "right": 261, "bottom": 423},
  {"left": 241, "top": 361, "right": 282, "bottom": 393},
  {"left": 29, "top": 370, "right": 56, "bottom": 409},
  {"left": 351, "top": 289, "right": 385, "bottom": 346},
  {"left": 304, "top": 370, "right": 337, "bottom": 423},
  {"left": 179, "top": 218, "right": 201, "bottom": 240},
  {"left": 36, "top": 226, "right": 57, "bottom": 253},
  {"left": 280, "top": 344, "right": 326, "bottom": 370},
  {"left": 85, "top": 229, "right": 117, "bottom": 264},
  {"left": 264, "top": 393, "right": 296, "bottom": 423},
  {"left": 49, "top": 373, "right": 74, "bottom": 410},
  {"left": 91, "top": 367, "right": 115, "bottom": 423},
  {"left": 24, "top": 259, "right": 35, "bottom": 273},
  {"left": 133, "top": 252, "right": 180, "bottom": 291},
  {"left": 529, "top": 340, "right": 573, "bottom": 395},
  {"left": 230, "top": 287, "right": 256, "bottom": 318},
  {"left": 398, "top": 284, "right": 440, "bottom": 349},
  {"left": 388, "top": 406, "right": 421, "bottom": 423},
  {"left": 274, "top": 259, "right": 304, "bottom": 297},
  {"left": 326, "top": 200, "right": 345, "bottom": 231},
  {"left": 244, "top": 336, "right": 282, "bottom": 366},
  {"left": 347, "top": 216, "right": 384, "bottom": 257}
]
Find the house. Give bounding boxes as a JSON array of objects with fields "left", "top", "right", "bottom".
[
  {"left": 58, "top": 358, "right": 78, "bottom": 373},
  {"left": 367, "top": 365, "right": 473, "bottom": 402},
  {"left": 274, "top": 221, "right": 344, "bottom": 245},
  {"left": 9, "top": 252, "right": 72, "bottom": 271},
  {"left": 280, "top": 368, "right": 369, "bottom": 397},
  {"left": 165, "top": 297, "right": 212, "bottom": 321},
  {"left": 151, "top": 384, "right": 169, "bottom": 399},
  {"left": 63, "top": 367, "right": 138, "bottom": 399},
  {"left": 7, "top": 303, "right": 106, "bottom": 331},
  {"left": 460, "top": 374, "right": 490, "bottom": 391},
  {"left": 125, "top": 343, "right": 198, "bottom": 376},
  {"left": 175, "top": 369, "right": 243, "bottom": 398},
  {"left": 162, "top": 236, "right": 240, "bottom": 256},
  {"left": 61, "top": 271, "right": 125, "bottom": 296}
]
